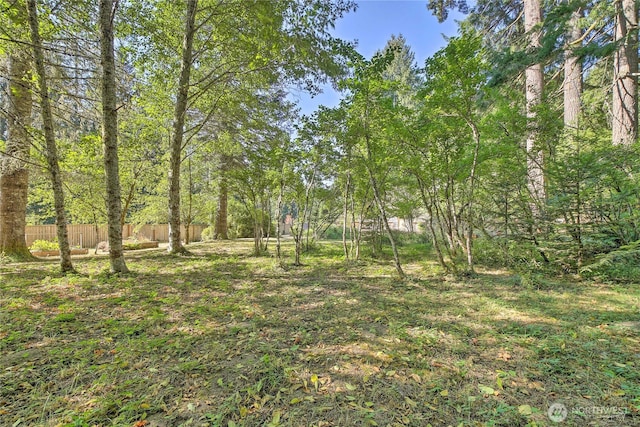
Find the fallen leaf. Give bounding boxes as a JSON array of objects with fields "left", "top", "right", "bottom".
[
  {"left": 478, "top": 385, "right": 496, "bottom": 396},
  {"left": 518, "top": 404, "right": 532, "bottom": 416},
  {"left": 405, "top": 397, "right": 418, "bottom": 408},
  {"left": 497, "top": 351, "right": 511, "bottom": 361},
  {"left": 271, "top": 410, "right": 281, "bottom": 424}
]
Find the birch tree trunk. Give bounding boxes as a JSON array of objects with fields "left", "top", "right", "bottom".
[
  {"left": 0, "top": 0, "right": 32, "bottom": 260},
  {"left": 612, "top": 0, "right": 638, "bottom": 146},
  {"left": 99, "top": 0, "right": 128, "bottom": 273},
  {"left": 27, "top": 0, "right": 74, "bottom": 272},
  {"left": 524, "top": 0, "right": 545, "bottom": 208},
  {"left": 168, "top": 0, "right": 197, "bottom": 254}
]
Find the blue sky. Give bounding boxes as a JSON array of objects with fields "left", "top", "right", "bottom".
[{"left": 294, "top": 0, "right": 466, "bottom": 115}]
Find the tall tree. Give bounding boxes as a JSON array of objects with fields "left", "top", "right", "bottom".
[
  {"left": 381, "top": 34, "right": 422, "bottom": 109},
  {"left": 564, "top": 2, "right": 582, "bottom": 133},
  {"left": 99, "top": 0, "right": 128, "bottom": 273},
  {"left": 612, "top": 0, "right": 638, "bottom": 146},
  {"left": 167, "top": 0, "right": 197, "bottom": 254},
  {"left": 524, "top": 0, "right": 545, "bottom": 208},
  {"left": 26, "top": 0, "right": 74, "bottom": 272},
  {"left": 0, "top": 0, "right": 32, "bottom": 260},
  {"left": 421, "top": 31, "right": 486, "bottom": 272},
  {"left": 342, "top": 53, "right": 406, "bottom": 278}
]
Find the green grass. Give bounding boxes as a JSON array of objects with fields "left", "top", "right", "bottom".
[{"left": 1, "top": 240, "right": 639, "bottom": 426}]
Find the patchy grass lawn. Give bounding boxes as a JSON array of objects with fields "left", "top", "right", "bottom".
[{"left": 1, "top": 240, "right": 639, "bottom": 427}]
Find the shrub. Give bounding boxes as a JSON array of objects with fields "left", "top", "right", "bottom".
[
  {"left": 580, "top": 240, "right": 640, "bottom": 283},
  {"left": 201, "top": 226, "right": 215, "bottom": 242},
  {"left": 390, "top": 230, "right": 429, "bottom": 246},
  {"left": 30, "top": 239, "right": 59, "bottom": 252},
  {"left": 320, "top": 225, "right": 345, "bottom": 240},
  {"left": 229, "top": 211, "right": 274, "bottom": 238},
  {"left": 473, "top": 237, "right": 545, "bottom": 271}
]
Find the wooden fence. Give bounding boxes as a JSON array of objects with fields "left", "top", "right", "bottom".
[{"left": 25, "top": 224, "right": 206, "bottom": 249}]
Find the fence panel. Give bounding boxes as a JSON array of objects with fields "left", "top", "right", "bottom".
[{"left": 25, "top": 224, "right": 205, "bottom": 248}]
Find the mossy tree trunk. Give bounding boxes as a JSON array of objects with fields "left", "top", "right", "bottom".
[{"left": 0, "top": 6, "right": 33, "bottom": 262}]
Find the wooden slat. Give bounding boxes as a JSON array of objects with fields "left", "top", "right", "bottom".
[{"left": 24, "top": 224, "right": 206, "bottom": 248}]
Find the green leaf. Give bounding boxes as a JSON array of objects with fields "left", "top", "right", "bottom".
[
  {"left": 478, "top": 385, "right": 495, "bottom": 395},
  {"left": 518, "top": 404, "right": 533, "bottom": 416}
]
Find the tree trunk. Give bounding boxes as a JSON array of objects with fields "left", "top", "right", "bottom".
[
  {"left": 0, "top": 1, "right": 32, "bottom": 261},
  {"left": 564, "top": 5, "right": 582, "bottom": 133},
  {"left": 463, "top": 120, "right": 481, "bottom": 273},
  {"left": 263, "top": 197, "right": 271, "bottom": 252},
  {"left": 0, "top": 46, "right": 32, "bottom": 261},
  {"left": 415, "top": 174, "right": 449, "bottom": 272},
  {"left": 612, "top": 0, "right": 638, "bottom": 146},
  {"left": 185, "top": 157, "right": 193, "bottom": 245},
  {"left": 275, "top": 166, "right": 284, "bottom": 264},
  {"left": 364, "top": 136, "right": 404, "bottom": 278},
  {"left": 293, "top": 168, "right": 316, "bottom": 266},
  {"left": 168, "top": 0, "right": 197, "bottom": 254},
  {"left": 214, "top": 155, "right": 229, "bottom": 239},
  {"left": 524, "top": 0, "right": 545, "bottom": 208},
  {"left": 27, "top": 0, "right": 74, "bottom": 272},
  {"left": 342, "top": 171, "right": 351, "bottom": 260},
  {"left": 99, "top": 0, "right": 128, "bottom": 273}
]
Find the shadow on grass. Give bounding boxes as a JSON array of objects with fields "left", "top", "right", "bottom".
[{"left": 1, "top": 241, "right": 639, "bottom": 426}]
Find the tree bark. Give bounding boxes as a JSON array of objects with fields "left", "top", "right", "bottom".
[
  {"left": 463, "top": 120, "right": 481, "bottom": 273},
  {"left": 342, "top": 171, "right": 351, "bottom": 260},
  {"left": 0, "top": 51, "right": 32, "bottom": 260},
  {"left": 275, "top": 165, "right": 285, "bottom": 264},
  {"left": 214, "top": 155, "right": 229, "bottom": 239},
  {"left": 0, "top": 1, "right": 32, "bottom": 261},
  {"left": 185, "top": 157, "right": 193, "bottom": 245},
  {"left": 564, "top": 5, "right": 582, "bottom": 133},
  {"left": 524, "top": 0, "right": 545, "bottom": 208},
  {"left": 99, "top": 0, "right": 128, "bottom": 273},
  {"left": 27, "top": 0, "right": 74, "bottom": 272},
  {"left": 612, "top": 0, "right": 638, "bottom": 146},
  {"left": 168, "top": 0, "right": 197, "bottom": 254}
]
